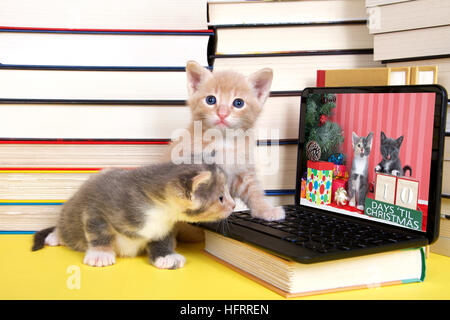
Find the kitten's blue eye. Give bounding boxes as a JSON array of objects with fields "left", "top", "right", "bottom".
[
  {"left": 219, "top": 194, "right": 224, "bottom": 203},
  {"left": 205, "top": 95, "right": 216, "bottom": 105},
  {"left": 233, "top": 98, "right": 244, "bottom": 108}
]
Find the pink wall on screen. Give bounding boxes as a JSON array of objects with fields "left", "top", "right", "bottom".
[{"left": 330, "top": 93, "right": 435, "bottom": 202}]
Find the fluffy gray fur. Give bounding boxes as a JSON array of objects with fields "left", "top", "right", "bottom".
[
  {"left": 375, "top": 131, "right": 410, "bottom": 176},
  {"left": 32, "top": 162, "right": 234, "bottom": 269}
]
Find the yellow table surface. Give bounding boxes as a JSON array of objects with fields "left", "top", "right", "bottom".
[{"left": 1, "top": 235, "right": 449, "bottom": 300}]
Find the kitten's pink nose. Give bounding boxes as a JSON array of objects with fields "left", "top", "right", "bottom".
[{"left": 217, "top": 105, "right": 230, "bottom": 120}]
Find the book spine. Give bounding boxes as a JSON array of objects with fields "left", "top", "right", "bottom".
[
  {"left": 381, "top": 53, "right": 450, "bottom": 65},
  {"left": 0, "top": 98, "right": 187, "bottom": 105},
  {"left": 0, "top": 200, "right": 65, "bottom": 205},
  {"left": 0, "top": 231, "right": 35, "bottom": 234},
  {"left": 211, "top": 20, "right": 368, "bottom": 29},
  {"left": 211, "top": 48, "right": 374, "bottom": 59},
  {"left": 0, "top": 138, "right": 171, "bottom": 145},
  {"left": 0, "top": 65, "right": 209, "bottom": 71},
  {"left": 0, "top": 26, "right": 214, "bottom": 35},
  {"left": 0, "top": 138, "right": 297, "bottom": 145},
  {"left": 316, "top": 70, "right": 326, "bottom": 87},
  {"left": 0, "top": 168, "right": 101, "bottom": 173}
]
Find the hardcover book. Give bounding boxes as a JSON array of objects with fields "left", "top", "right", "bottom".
[
  {"left": 0, "top": 0, "right": 208, "bottom": 30},
  {"left": 208, "top": 0, "right": 367, "bottom": 25},
  {"left": 213, "top": 52, "right": 381, "bottom": 91},
  {"left": 204, "top": 231, "right": 425, "bottom": 298},
  {"left": 316, "top": 67, "right": 411, "bottom": 86},
  {"left": 0, "top": 28, "right": 212, "bottom": 67},
  {"left": 0, "top": 95, "right": 302, "bottom": 140},
  {"left": 214, "top": 23, "right": 373, "bottom": 55}
]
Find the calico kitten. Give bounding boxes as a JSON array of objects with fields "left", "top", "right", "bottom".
[
  {"left": 375, "top": 131, "right": 411, "bottom": 176},
  {"left": 32, "top": 163, "right": 234, "bottom": 269},
  {"left": 164, "top": 61, "right": 285, "bottom": 242},
  {"left": 348, "top": 132, "right": 373, "bottom": 210}
]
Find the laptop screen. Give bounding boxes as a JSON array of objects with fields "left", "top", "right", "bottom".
[{"left": 299, "top": 89, "right": 440, "bottom": 233}]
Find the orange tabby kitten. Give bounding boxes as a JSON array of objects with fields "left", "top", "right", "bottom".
[{"left": 164, "top": 61, "right": 285, "bottom": 241}]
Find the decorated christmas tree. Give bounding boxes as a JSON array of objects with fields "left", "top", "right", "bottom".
[{"left": 304, "top": 93, "right": 344, "bottom": 163}]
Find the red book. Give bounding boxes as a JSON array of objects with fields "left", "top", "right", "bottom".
[{"left": 316, "top": 70, "right": 326, "bottom": 87}]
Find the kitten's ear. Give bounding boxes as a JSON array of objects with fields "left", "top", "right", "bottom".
[
  {"left": 352, "top": 132, "right": 358, "bottom": 148},
  {"left": 191, "top": 171, "right": 212, "bottom": 194},
  {"left": 366, "top": 132, "right": 374, "bottom": 150},
  {"left": 380, "top": 131, "right": 386, "bottom": 142},
  {"left": 248, "top": 68, "right": 273, "bottom": 104},
  {"left": 186, "top": 61, "right": 212, "bottom": 96},
  {"left": 396, "top": 135, "right": 404, "bottom": 147}
]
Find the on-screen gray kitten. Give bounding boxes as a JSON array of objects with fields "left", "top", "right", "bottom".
[
  {"left": 374, "top": 131, "right": 411, "bottom": 176},
  {"left": 348, "top": 131, "right": 373, "bottom": 211},
  {"left": 32, "top": 162, "right": 235, "bottom": 269}
]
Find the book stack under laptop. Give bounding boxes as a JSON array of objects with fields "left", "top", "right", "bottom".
[{"left": 204, "top": 230, "right": 425, "bottom": 298}]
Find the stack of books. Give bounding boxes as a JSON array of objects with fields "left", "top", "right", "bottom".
[
  {"left": 0, "top": 0, "right": 212, "bottom": 231},
  {"left": 0, "top": 0, "right": 301, "bottom": 231},
  {"left": 367, "top": 0, "right": 450, "bottom": 92},
  {"left": 207, "top": 0, "right": 382, "bottom": 209},
  {"left": 445, "top": 136, "right": 450, "bottom": 196},
  {"left": 209, "top": 0, "right": 382, "bottom": 91},
  {"left": 432, "top": 136, "right": 450, "bottom": 256},
  {"left": 0, "top": 138, "right": 296, "bottom": 231},
  {"left": 431, "top": 212, "right": 450, "bottom": 257}
]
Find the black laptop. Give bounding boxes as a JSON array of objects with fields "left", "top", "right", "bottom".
[{"left": 200, "top": 85, "right": 448, "bottom": 264}]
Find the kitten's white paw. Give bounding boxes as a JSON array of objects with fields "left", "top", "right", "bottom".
[
  {"left": 375, "top": 165, "right": 381, "bottom": 172},
  {"left": 392, "top": 170, "right": 400, "bottom": 176},
  {"left": 254, "top": 206, "right": 285, "bottom": 221},
  {"left": 153, "top": 253, "right": 186, "bottom": 270},
  {"left": 83, "top": 248, "right": 116, "bottom": 267},
  {"left": 357, "top": 205, "right": 365, "bottom": 211},
  {"left": 44, "top": 231, "right": 61, "bottom": 246},
  {"left": 349, "top": 200, "right": 356, "bottom": 207}
]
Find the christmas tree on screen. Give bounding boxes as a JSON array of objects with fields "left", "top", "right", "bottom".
[{"left": 304, "top": 93, "right": 344, "bottom": 164}]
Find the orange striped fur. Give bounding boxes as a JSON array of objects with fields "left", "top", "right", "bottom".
[{"left": 163, "top": 61, "right": 285, "bottom": 241}]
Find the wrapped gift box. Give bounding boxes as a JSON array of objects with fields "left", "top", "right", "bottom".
[
  {"left": 301, "top": 178, "right": 307, "bottom": 198},
  {"left": 332, "top": 164, "right": 347, "bottom": 178},
  {"left": 306, "top": 161, "right": 333, "bottom": 205},
  {"left": 332, "top": 177, "right": 348, "bottom": 202}
]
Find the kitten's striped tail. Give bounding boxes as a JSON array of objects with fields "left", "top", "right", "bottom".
[{"left": 32, "top": 226, "right": 55, "bottom": 251}]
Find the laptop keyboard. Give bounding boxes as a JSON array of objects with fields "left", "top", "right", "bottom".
[{"left": 226, "top": 206, "right": 417, "bottom": 254}]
